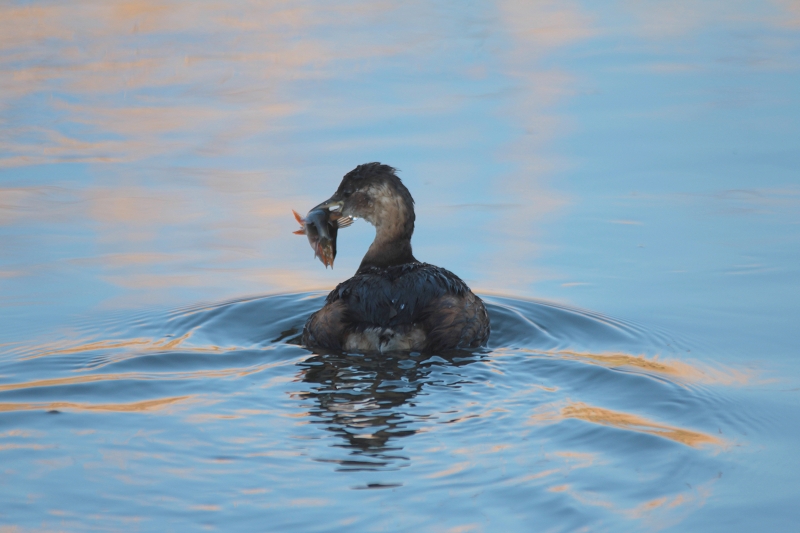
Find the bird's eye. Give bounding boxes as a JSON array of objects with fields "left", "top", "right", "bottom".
[{"left": 342, "top": 190, "right": 352, "bottom": 198}]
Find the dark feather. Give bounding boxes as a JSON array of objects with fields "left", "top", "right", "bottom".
[{"left": 304, "top": 262, "right": 489, "bottom": 353}]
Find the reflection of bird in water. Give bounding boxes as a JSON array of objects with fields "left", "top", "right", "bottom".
[
  {"left": 300, "top": 163, "right": 490, "bottom": 354},
  {"left": 296, "top": 350, "right": 481, "bottom": 470}
]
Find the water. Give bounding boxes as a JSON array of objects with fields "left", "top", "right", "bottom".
[
  {"left": 2, "top": 1, "right": 799, "bottom": 531},
  {"left": 0, "top": 293, "right": 748, "bottom": 531}
]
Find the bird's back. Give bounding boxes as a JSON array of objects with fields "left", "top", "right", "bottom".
[{"left": 303, "top": 262, "right": 489, "bottom": 353}]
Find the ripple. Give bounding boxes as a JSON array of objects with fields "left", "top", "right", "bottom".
[
  {"left": 0, "top": 292, "right": 751, "bottom": 531},
  {"left": 0, "top": 395, "right": 191, "bottom": 413},
  {"left": 529, "top": 400, "right": 724, "bottom": 448}
]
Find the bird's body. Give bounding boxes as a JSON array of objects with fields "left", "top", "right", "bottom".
[
  {"left": 300, "top": 163, "right": 490, "bottom": 353},
  {"left": 304, "top": 261, "right": 489, "bottom": 353}
]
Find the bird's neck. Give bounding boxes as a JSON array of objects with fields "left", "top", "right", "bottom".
[{"left": 358, "top": 196, "right": 416, "bottom": 272}]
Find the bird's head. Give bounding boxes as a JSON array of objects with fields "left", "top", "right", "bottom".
[{"left": 314, "top": 163, "right": 414, "bottom": 234}]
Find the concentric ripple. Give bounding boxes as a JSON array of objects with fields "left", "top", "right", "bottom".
[{"left": 0, "top": 293, "right": 751, "bottom": 532}]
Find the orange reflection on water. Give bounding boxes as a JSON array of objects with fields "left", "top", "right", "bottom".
[
  {"left": 522, "top": 348, "right": 751, "bottom": 386},
  {"left": 505, "top": 450, "right": 598, "bottom": 486},
  {"left": 17, "top": 331, "right": 278, "bottom": 365},
  {"left": 0, "top": 0, "right": 401, "bottom": 168},
  {"left": 774, "top": 0, "right": 800, "bottom": 27},
  {"left": 16, "top": 334, "right": 209, "bottom": 365},
  {"left": 184, "top": 413, "right": 241, "bottom": 424},
  {"left": 529, "top": 400, "right": 722, "bottom": 448},
  {"left": 626, "top": 482, "right": 714, "bottom": 520},
  {"left": 0, "top": 179, "right": 341, "bottom": 300},
  {"left": 546, "top": 478, "right": 715, "bottom": 529},
  {"left": 26, "top": 332, "right": 194, "bottom": 360},
  {"left": 0, "top": 363, "right": 280, "bottom": 393},
  {"left": 0, "top": 429, "right": 44, "bottom": 438},
  {"left": 0, "top": 443, "right": 55, "bottom": 451},
  {"left": 562, "top": 402, "right": 722, "bottom": 448},
  {"left": 0, "top": 395, "right": 190, "bottom": 413},
  {"left": 424, "top": 461, "right": 472, "bottom": 480},
  {"left": 189, "top": 504, "right": 221, "bottom": 512}
]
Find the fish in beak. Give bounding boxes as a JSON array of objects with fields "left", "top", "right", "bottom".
[{"left": 292, "top": 205, "right": 353, "bottom": 268}]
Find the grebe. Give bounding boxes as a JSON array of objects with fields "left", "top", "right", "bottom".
[{"left": 301, "top": 163, "right": 490, "bottom": 353}]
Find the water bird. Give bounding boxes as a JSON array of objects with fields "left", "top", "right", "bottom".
[{"left": 295, "top": 163, "right": 490, "bottom": 353}]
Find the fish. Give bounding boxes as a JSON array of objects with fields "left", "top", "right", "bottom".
[{"left": 292, "top": 207, "right": 354, "bottom": 268}]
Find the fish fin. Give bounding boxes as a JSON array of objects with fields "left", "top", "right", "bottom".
[
  {"left": 293, "top": 229, "right": 306, "bottom": 235},
  {"left": 292, "top": 209, "right": 305, "bottom": 225},
  {"left": 336, "top": 216, "right": 354, "bottom": 228}
]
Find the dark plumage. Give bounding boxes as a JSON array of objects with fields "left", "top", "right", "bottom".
[{"left": 302, "top": 163, "right": 490, "bottom": 353}]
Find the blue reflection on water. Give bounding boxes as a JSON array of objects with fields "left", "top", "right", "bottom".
[{"left": 1, "top": 0, "right": 799, "bottom": 530}]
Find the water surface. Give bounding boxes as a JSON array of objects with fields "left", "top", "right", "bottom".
[
  {"left": 0, "top": 293, "right": 749, "bottom": 531},
  {"left": 1, "top": 1, "right": 799, "bottom": 531}
]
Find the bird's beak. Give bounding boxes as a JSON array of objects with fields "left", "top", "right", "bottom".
[{"left": 313, "top": 195, "right": 344, "bottom": 212}]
